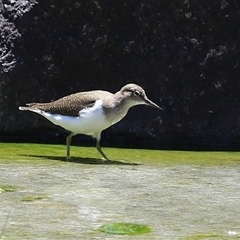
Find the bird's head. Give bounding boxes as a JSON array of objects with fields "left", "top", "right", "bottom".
[{"left": 120, "top": 83, "right": 162, "bottom": 110}]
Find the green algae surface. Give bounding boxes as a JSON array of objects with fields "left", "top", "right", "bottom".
[{"left": 0, "top": 142, "right": 240, "bottom": 166}]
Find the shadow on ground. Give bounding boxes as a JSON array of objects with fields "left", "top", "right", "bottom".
[{"left": 19, "top": 154, "right": 140, "bottom": 165}]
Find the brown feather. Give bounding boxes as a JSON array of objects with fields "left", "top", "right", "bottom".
[{"left": 25, "top": 90, "right": 113, "bottom": 117}]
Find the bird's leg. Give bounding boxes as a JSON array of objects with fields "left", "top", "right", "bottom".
[
  {"left": 96, "top": 133, "right": 109, "bottom": 161},
  {"left": 66, "top": 132, "right": 74, "bottom": 161}
]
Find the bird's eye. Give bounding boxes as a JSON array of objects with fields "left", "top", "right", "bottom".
[{"left": 134, "top": 91, "right": 140, "bottom": 96}]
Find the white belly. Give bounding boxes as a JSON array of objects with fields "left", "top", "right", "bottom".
[{"left": 35, "top": 100, "right": 112, "bottom": 136}]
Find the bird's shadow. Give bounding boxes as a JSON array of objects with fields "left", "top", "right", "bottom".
[{"left": 20, "top": 154, "right": 140, "bottom": 165}]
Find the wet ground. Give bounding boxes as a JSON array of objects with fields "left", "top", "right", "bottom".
[{"left": 0, "top": 161, "right": 240, "bottom": 239}]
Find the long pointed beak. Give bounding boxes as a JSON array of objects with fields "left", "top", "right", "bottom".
[{"left": 144, "top": 98, "right": 163, "bottom": 110}]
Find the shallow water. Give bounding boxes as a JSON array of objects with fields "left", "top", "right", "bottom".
[{"left": 0, "top": 162, "right": 240, "bottom": 239}]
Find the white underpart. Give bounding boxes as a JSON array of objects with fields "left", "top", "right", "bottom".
[{"left": 24, "top": 100, "right": 112, "bottom": 137}]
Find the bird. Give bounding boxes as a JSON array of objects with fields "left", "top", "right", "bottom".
[{"left": 19, "top": 83, "right": 162, "bottom": 161}]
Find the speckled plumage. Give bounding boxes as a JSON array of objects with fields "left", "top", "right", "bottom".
[{"left": 24, "top": 90, "right": 113, "bottom": 117}]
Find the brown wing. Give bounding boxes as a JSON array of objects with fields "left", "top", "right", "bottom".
[{"left": 26, "top": 90, "right": 113, "bottom": 117}]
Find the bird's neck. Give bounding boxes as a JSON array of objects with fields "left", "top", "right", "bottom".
[{"left": 102, "top": 91, "right": 133, "bottom": 124}]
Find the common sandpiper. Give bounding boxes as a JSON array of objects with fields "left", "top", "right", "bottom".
[{"left": 19, "top": 83, "right": 162, "bottom": 160}]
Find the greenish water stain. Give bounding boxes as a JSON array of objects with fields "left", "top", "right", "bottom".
[
  {"left": 49, "top": 231, "right": 75, "bottom": 238},
  {"left": 21, "top": 195, "right": 49, "bottom": 202},
  {"left": 99, "top": 222, "right": 152, "bottom": 235},
  {"left": 181, "top": 232, "right": 240, "bottom": 239},
  {"left": 0, "top": 185, "right": 18, "bottom": 193}
]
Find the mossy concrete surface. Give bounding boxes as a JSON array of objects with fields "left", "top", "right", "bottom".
[{"left": 0, "top": 143, "right": 240, "bottom": 239}]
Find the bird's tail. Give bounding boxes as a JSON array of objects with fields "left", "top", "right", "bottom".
[
  {"left": 19, "top": 106, "right": 29, "bottom": 111},
  {"left": 19, "top": 105, "right": 42, "bottom": 115},
  {"left": 19, "top": 103, "right": 39, "bottom": 111}
]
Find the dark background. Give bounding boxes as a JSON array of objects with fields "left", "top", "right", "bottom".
[{"left": 1, "top": 0, "right": 240, "bottom": 150}]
